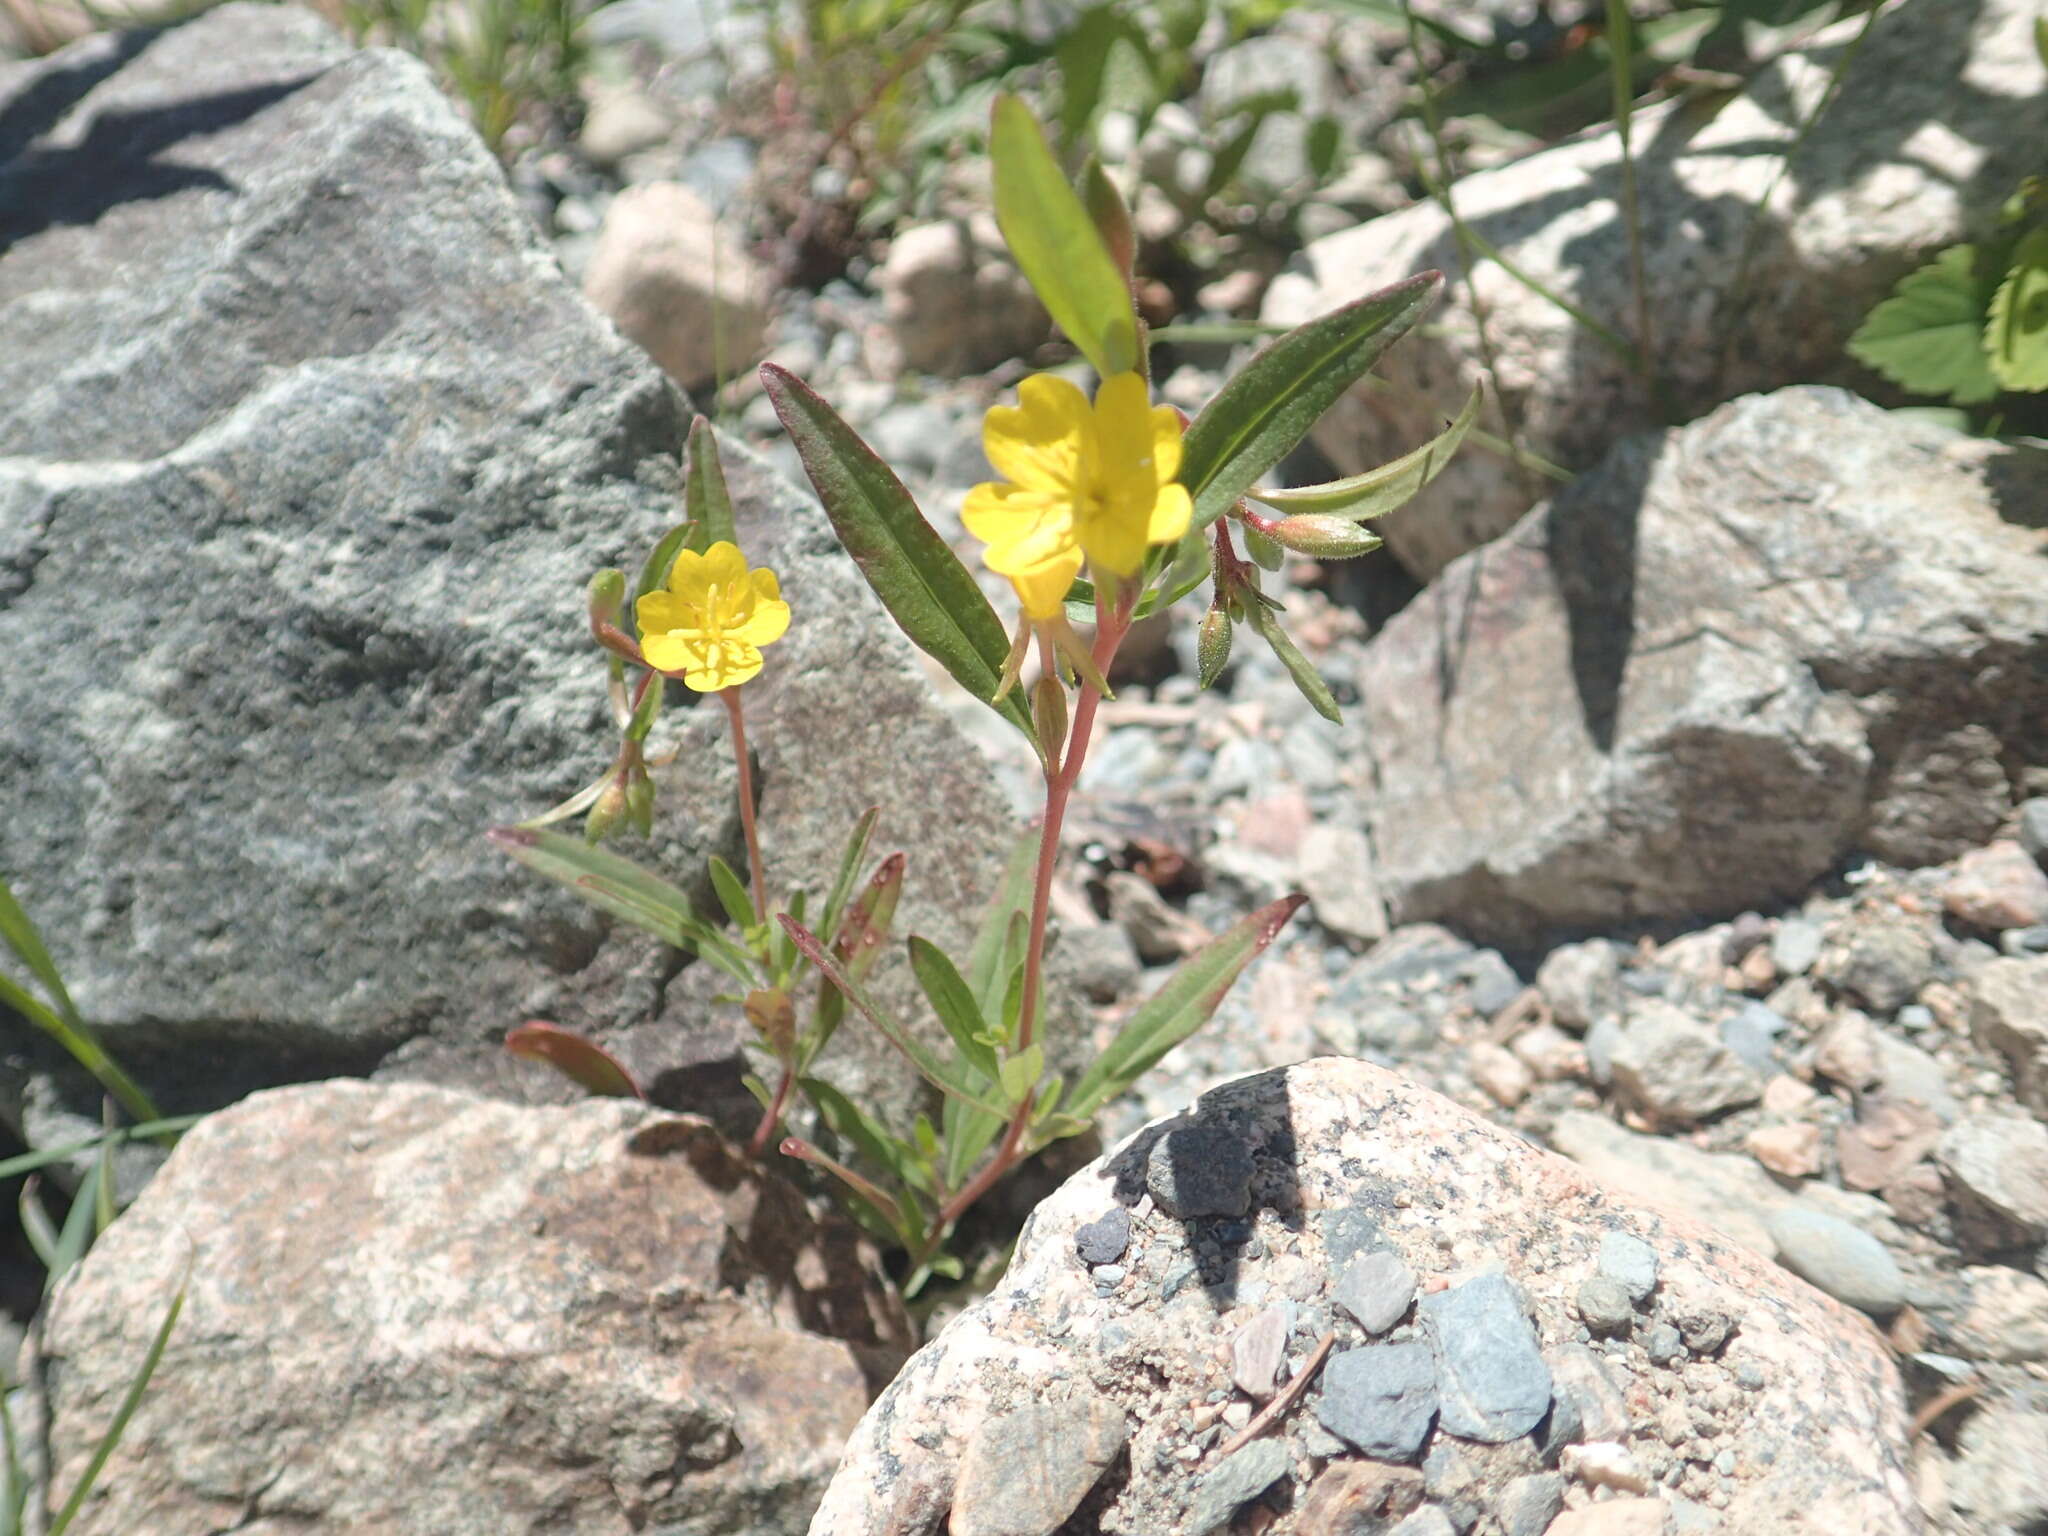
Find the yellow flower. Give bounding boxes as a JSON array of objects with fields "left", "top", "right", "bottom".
[
  {"left": 634, "top": 541, "right": 790, "bottom": 692},
  {"left": 963, "top": 372, "right": 1192, "bottom": 619}
]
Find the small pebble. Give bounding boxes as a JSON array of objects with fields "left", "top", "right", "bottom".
[
  {"left": 1231, "top": 1305, "right": 1290, "bottom": 1399},
  {"left": 1644, "top": 1323, "right": 1686, "bottom": 1366},
  {"left": 1575, "top": 1276, "right": 1635, "bottom": 1335},
  {"left": 1766, "top": 1207, "right": 1906, "bottom": 1317},
  {"left": 1771, "top": 918, "right": 1824, "bottom": 977},
  {"left": 1421, "top": 1273, "right": 1554, "bottom": 1443},
  {"left": 1185, "top": 1438, "right": 1292, "bottom": 1536},
  {"left": 1316, "top": 1342, "right": 1440, "bottom": 1461},
  {"left": 2018, "top": 797, "right": 2048, "bottom": 864},
  {"left": 1732, "top": 1361, "right": 1766, "bottom": 1390},
  {"left": 1075, "top": 1207, "right": 1131, "bottom": 1266},
  {"left": 1497, "top": 1472, "right": 1564, "bottom": 1536},
  {"left": 1598, "top": 1232, "right": 1660, "bottom": 1302},
  {"left": 1334, "top": 1250, "right": 1417, "bottom": 1335},
  {"left": 1146, "top": 1125, "right": 1255, "bottom": 1219},
  {"left": 1390, "top": 1506, "right": 1459, "bottom": 1536},
  {"left": 1092, "top": 1263, "right": 1126, "bottom": 1287}
]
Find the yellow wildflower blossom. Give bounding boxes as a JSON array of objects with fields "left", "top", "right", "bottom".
[
  {"left": 635, "top": 541, "right": 790, "bottom": 692},
  {"left": 962, "top": 372, "right": 1192, "bottom": 619}
]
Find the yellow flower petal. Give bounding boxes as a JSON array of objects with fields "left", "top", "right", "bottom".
[
  {"left": 1150, "top": 405, "right": 1184, "bottom": 485},
  {"left": 664, "top": 547, "right": 712, "bottom": 606},
  {"left": 642, "top": 630, "right": 701, "bottom": 673},
  {"left": 1076, "top": 503, "right": 1150, "bottom": 578},
  {"left": 1147, "top": 481, "right": 1192, "bottom": 546},
  {"left": 686, "top": 639, "right": 764, "bottom": 691},
  {"left": 731, "top": 597, "right": 790, "bottom": 647},
  {"left": 635, "top": 590, "right": 682, "bottom": 636},
  {"left": 699, "top": 541, "right": 748, "bottom": 592},
  {"left": 983, "top": 374, "right": 1091, "bottom": 493},
  {"left": 1009, "top": 549, "right": 1083, "bottom": 620},
  {"left": 748, "top": 568, "right": 783, "bottom": 604}
]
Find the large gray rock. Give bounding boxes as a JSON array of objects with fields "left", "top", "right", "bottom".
[
  {"left": 0, "top": 8, "right": 1064, "bottom": 1148},
  {"left": 37, "top": 1081, "right": 910, "bottom": 1535},
  {"left": 1263, "top": 0, "right": 2047, "bottom": 580},
  {"left": 1358, "top": 389, "right": 2048, "bottom": 946},
  {"left": 807, "top": 1059, "right": 1918, "bottom": 1536}
]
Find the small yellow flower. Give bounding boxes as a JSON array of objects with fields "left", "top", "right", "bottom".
[
  {"left": 963, "top": 372, "right": 1192, "bottom": 619},
  {"left": 635, "top": 541, "right": 790, "bottom": 692}
]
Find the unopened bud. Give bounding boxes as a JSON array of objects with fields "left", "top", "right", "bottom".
[
  {"left": 1031, "top": 674, "right": 1069, "bottom": 756},
  {"left": 588, "top": 568, "right": 626, "bottom": 631},
  {"left": 1241, "top": 524, "right": 1285, "bottom": 571},
  {"left": 623, "top": 758, "right": 655, "bottom": 837},
  {"left": 585, "top": 774, "right": 629, "bottom": 844},
  {"left": 1266, "top": 515, "right": 1386, "bottom": 560},
  {"left": 1197, "top": 606, "right": 1234, "bottom": 689}
]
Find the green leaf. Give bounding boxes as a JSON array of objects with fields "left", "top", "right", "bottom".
[
  {"left": 1180, "top": 271, "right": 1442, "bottom": 531},
  {"left": 990, "top": 92, "right": 1141, "bottom": 378},
  {"left": 1987, "top": 229, "right": 2048, "bottom": 393},
  {"left": 779, "top": 916, "right": 1009, "bottom": 1117},
  {"left": 504, "top": 1022, "right": 644, "bottom": 1098},
  {"left": 683, "top": 416, "right": 738, "bottom": 553},
  {"left": 46, "top": 1277, "right": 184, "bottom": 1536},
  {"left": 998, "top": 1042, "right": 1044, "bottom": 1107},
  {"left": 0, "top": 1117, "right": 201, "bottom": 1182},
  {"left": 0, "top": 873, "right": 81, "bottom": 1028},
  {"left": 1244, "top": 599, "right": 1341, "bottom": 723},
  {"left": 802, "top": 1077, "right": 915, "bottom": 1195},
  {"left": 0, "top": 972, "right": 160, "bottom": 1127},
  {"left": 487, "top": 826, "right": 754, "bottom": 984},
  {"left": 908, "top": 937, "right": 1002, "bottom": 1083},
  {"left": 966, "top": 828, "right": 1041, "bottom": 1022},
  {"left": 634, "top": 522, "right": 695, "bottom": 605},
  {"left": 941, "top": 1093, "right": 1007, "bottom": 1195},
  {"left": 48, "top": 1161, "right": 101, "bottom": 1290},
  {"left": 759, "top": 366, "right": 1041, "bottom": 754},
  {"left": 819, "top": 808, "right": 881, "bottom": 941},
  {"left": 1242, "top": 525, "right": 1284, "bottom": 571},
  {"left": 1250, "top": 383, "right": 1482, "bottom": 519},
  {"left": 707, "top": 855, "right": 759, "bottom": 933},
  {"left": 17, "top": 1182, "right": 58, "bottom": 1272},
  {"left": 1847, "top": 245, "right": 2002, "bottom": 405},
  {"left": 1064, "top": 894, "right": 1307, "bottom": 1125}
]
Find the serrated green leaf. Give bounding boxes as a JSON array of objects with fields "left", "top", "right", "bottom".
[
  {"left": 759, "top": 366, "right": 1041, "bottom": 754},
  {"left": 505, "top": 1022, "right": 644, "bottom": 1099},
  {"left": 991, "top": 93, "right": 1140, "bottom": 378},
  {"left": 1244, "top": 599, "right": 1342, "bottom": 723},
  {"left": 1987, "top": 229, "right": 2048, "bottom": 393},
  {"left": 683, "top": 416, "right": 737, "bottom": 554},
  {"left": 909, "top": 937, "right": 1002, "bottom": 1083},
  {"left": 1062, "top": 895, "right": 1307, "bottom": 1126},
  {"left": 1847, "top": 245, "right": 2002, "bottom": 405},
  {"left": 1180, "top": 271, "right": 1442, "bottom": 531},
  {"left": 1250, "top": 383, "right": 1482, "bottom": 519}
]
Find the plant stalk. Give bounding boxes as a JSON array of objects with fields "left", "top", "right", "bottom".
[
  {"left": 748, "top": 1065, "right": 798, "bottom": 1159},
  {"left": 720, "top": 686, "right": 769, "bottom": 920}
]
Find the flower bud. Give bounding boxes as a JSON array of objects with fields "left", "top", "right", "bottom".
[
  {"left": 1241, "top": 524, "right": 1285, "bottom": 571},
  {"left": 1031, "top": 674, "right": 1069, "bottom": 756},
  {"left": 623, "top": 758, "right": 655, "bottom": 837},
  {"left": 1266, "top": 516, "right": 1386, "bottom": 560},
  {"left": 1083, "top": 157, "right": 1137, "bottom": 285},
  {"left": 584, "top": 773, "right": 629, "bottom": 844},
  {"left": 1197, "top": 606, "right": 1233, "bottom": 690}
]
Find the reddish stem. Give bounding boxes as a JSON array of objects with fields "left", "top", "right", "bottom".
[
  {"left": 720, "top": 686, "right": 769, "bottom": 920},
  {"left": 748, "top": 1065, "right": 798, "bottom": 1159}
]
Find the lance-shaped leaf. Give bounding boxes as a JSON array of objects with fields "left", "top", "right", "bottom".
[
  {"left": 1249, "top": 382, "right": 1482, "bottom": 520},
  {"left": 634, "top": 523, "right": 695, "bottom": 604},
  {"left": 1181, "top": 271, "right": 1442, "bottom": 531},
  {"left": 781, "top": 1123, "right": 914, "bottom": 1248},
  {"left": 683, "top": 415, "right": 738, "bottom": 553},
  {"left": 820, "top": 807, "right": 881, "bottom": 940},
  {"left": 505, "top": 1022, "right": 644, "bottom": 1099},
  {"left": 1244, "top": 598, "right": 1342, "bottom": 724},
  {"left": 966, "top": 828, "right": 1040, "bottom": 1022},
  {"left": 991, "top": 93, "right": 1140, "bottom": 379},
  {"left": 760, "top": 365, "right": 1040, "bottom": 754},
  {"left": 1063, "top": 894, "right": 1307, "bottom": 1124},
  {"left": 486, "top": 826, "right": 754, "bottom": 984},
  {"left": 779, "top": 914, "right": 1009, "bottom": 1117},
  {"left": 908, "top": 936, "right": 1002, "bottom": 1084}
]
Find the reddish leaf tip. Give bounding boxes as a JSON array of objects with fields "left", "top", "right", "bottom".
[{"left": 486, "top": 825, "right": 537, "bottom": 848}]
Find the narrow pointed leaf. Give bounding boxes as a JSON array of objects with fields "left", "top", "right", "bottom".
[
  {"left": 941, "top": 1094, "right": 1006, "bottom": 1194},
  {"left": 0, "top": 874, "right": 80, "bottom": 1026},
  {"left": 505, "top": 1022, "right": 644, "bottom": 1099},
  {"left": 800, "top": 1077, "right": 917, "bottom": 1198},
  {"left": 1250, "top": 383, "right": 1482, "bottom": 519},
  {"left": 1065, "top": 895, "right": 1307, "bottom": 1122},
  {"left": 707, "top": 855, "right": 758, "bottom": 932},
  {"left": 966, "top": 828, "right": 1041, "bottom": 1020},
  {"left": 0, "top": 972, "right": 159, "bottom": 1126},
  {"left": 0, "top": 1117, "right": 202, "bottom": 1183},
  {"left": 49, "top": 1161, "right": 99, "bottom": 1289},
  {"left": 991, "top": 93, "right": 1140, "bottom": 378},
  {"left": 835, "top": 852, "right": 906, "bottom": 983},
  {"left": 759, "top": 365, "right": 1040, "bottom": 752},
  {"left": 1181, "top": 271, "right": 1442, "bottom": 530},
  {"left": 780, "top": 916, "right": 1009, "bottom": 1116},
  {"left": 908, "top": 937, "right": 1001, "bottom": 1083},
  {"left": 1245, "top": 599, "right": 1341, "bottom": 724},
  {"left": 820, "top": 807, "right": 881, "bottom": 939},
  {"left": 634, "top": 522, "right": 696, "bottom": 603},
  {"left": 683, "top": 416, "right": 738, "bottom": 553}
]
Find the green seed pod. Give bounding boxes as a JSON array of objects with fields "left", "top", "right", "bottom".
[
  {"left": 1242, "top": 524, "right": 1285, "bottom": 571},
  {"left": 584, "top": 774, "right": 628, "bottom": 845},
  {"left": 1197, "top": 606, "right": 1233, "bottom": 690},
  {"left": 1031, "top": 674, "right": 1070, "bottom": 757},
  {"left": 1267, "top": 516, "right": 1387, "bottom": 560}
]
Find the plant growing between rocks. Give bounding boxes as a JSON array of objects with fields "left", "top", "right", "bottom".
[{"left": 496, "top": 94, "right": 1468, "bottom": 1294}]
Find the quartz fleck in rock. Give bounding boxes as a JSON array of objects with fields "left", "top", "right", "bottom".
[
  {"left": 1334, "top": 1249, "right": 1418, "bottom": 1335},
  {"left": 1421, "top": 1273, "right": 1554, "bottom": 1443}
]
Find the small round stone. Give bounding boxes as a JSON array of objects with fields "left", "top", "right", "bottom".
[
  {"left": 1075, "top": 1207, "right": 1132, "bottom": 1266},
  {"left": 1575, "top": 1276, "right": 1635, "bottom": 1335},
  {"left": 1145, "top": 1126, "right": 1255, "bottom": 1219},
  {"left": 1645, "top": 1323, "right": 1686, "bottom": 1366}
]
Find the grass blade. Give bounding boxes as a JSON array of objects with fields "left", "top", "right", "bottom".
[
  {"left": 0, "top": 973, "right": 160, "bottom": 1127},
  {"left": 0, "top": 874, "right": 80, "bottom": 1027}
]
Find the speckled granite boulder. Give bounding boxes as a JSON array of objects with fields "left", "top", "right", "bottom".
[{"left": 808, "top": 1058, "right": 1915, "bottom": 1536}]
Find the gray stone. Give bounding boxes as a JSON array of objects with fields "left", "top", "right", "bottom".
[
  {"left": 1264, "top": 0, "right": 2048, "bottom": 581},
  {"left": 1146, "top": 1125, "right": 1255, "bottom": 1219},
  {"left": 1948, "top": 1408, "right": 2048, "bottom": 1532},
  {"left": 1320, "top": 993, "right": 1434, "bottom": 1059},
  {"left": 1872, "top": 1033, "right": 1961, "bottom": 1124},
  {"left": 1348, "top": 390, "right": 2048, "bottom": 948},
  {"left": 1186, "top": 1437, "right": 1292, "bottom": 1536},
  {"left": 1945, "top": 1265, "right": 2048, "bottom": 1363},
  {"left": 1231, "top": 1305, "right": 1290, "bottom": 1398},
  {"left": 2019, "top": 798, "right": 2048, "bottom": 864},
  {"left": 1608, "top": 1002, "right": 1763, "bottom": 1125},
  {"left": 1498, "top": 1472, "right": 1565, "bottom": 1536},
  {"left": 1969, "top": 955, "right": 2048, "bottom": 1118},
  {"left": 1765, "top": 1209, "right": 1906, "bottom": 1317},
  {"left": 1461, "top": 950, "right": 1524, "bottom": 1018},
  {"left": 1814, "top": 918, "right": 1936, "bottom": 1015},
  {"left": 1334, "top": 1249, "right": 1418, "bottom": 1335},
  {"left": 1719, "top": 1002, "right": 1785, "bottom": 1076},
  {"left": 1318, "top": 1206, "right": 1389, "bottom": 1269},
  {"left": 1421, "top": 1273, "right": 1553, "bottom": 1443},
  {"left": 2002, "top": 924, "right": 2048, "bottom": 956},
  {"left": 1317, "top": 1342, "right": 1440, "bottom": 1462},
  {"left": 1598, "top": 1233, "right": 1660, "bottom": 1303},
  {"left": 951, "top": 1397, "right": 1128, "bottom": 1536},
  {"left": 1938, "top": 1113, "right": 2048, "bottom": 1250},
  {"left": 0, "top": 6, "right": 1064, "bottom": 1148},
  {"left": 1352, "top": 924, "right": 1476, "bottom": 986},
  {"left": 1060, "top": 922, "right": 1142, "bottom": 1005},
  {"left": 37, "top": 1083, "right": 909, "bottom": 1535},
  {"left": 1075, "top": 1207, "right": 1131, "bottom": 1267},
  {"left": 1644, "top": 1323, "right": 1686, "bottom": 1367},
  {"left": 1547, "top": 1346, "right": 1630, "bottom": 1443},
  {"left": 1390, "top": 1506, "right": 1459, "bottom": 1536},
  {"left": 1769, "top": 919, "right": 1824, "bottom": 978},
  {"left": 1535, "top": 940, "right": 1621, "bottom": 1033},
  {"left": 1300, "top": 824, "right": 1390, "bottom": 946},
  {"left": 1574, "top": 1276, "right": 1634, "bottom": 1335},
  {"left": 1583, "top": 1015, "right": 1623, "bottom": 1088},
  {"left": 1942, "top": 839, "right": 2048, "bottom": 931}
]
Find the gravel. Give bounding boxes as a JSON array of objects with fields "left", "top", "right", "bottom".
[
  {"left": 1334, "top": 1250, "right": 1418, "bottom": 1335},
  {"left": 1421, "top": 1274, "right": 1554, "bottom": 1443},
  {"left": 1317, "top": 1342, "right": 1441, "bottom": 1461},
  {"left": 1767, "top": 1208, "right": 1907, "bottom": 1316}
]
